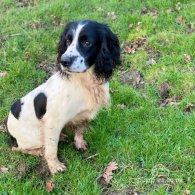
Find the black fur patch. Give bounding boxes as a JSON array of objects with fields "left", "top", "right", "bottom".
[
  {"left": 11, "top": 99, "right": 23, "bottom": 119},
  {"left": 34, "top": 93, "right": 47, "bottom": 119}
]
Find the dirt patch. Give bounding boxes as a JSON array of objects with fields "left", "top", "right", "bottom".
[
  {"left": 37, "top": 61, "right": 57, "bottom": 77},
  {"left": 27, "top": 16, "right": 64, "bottom": 30},
  {"left": 159, "top": 82, "right": 171, "bottom": 100},
  {"left": 16, "top": 0, "right": 37, "bottom": 7},
  {"left": 144, "top": 44, "right": 161, "bottom": 60},
  {"left": 17, "top": 161, "right": 27, "bottom": 179},
  {"left": 35, "top": 160, "right": 50, "bottom": 178},
  {"left": 123, "top": 37, "right": 147, "bottom": 54},
  {"left": 158, "top": 83, "right": 182, "bottom": 107},
  {"left": 120, "top": 70, "right": 144, "bottom": 88},
  {"left": 159, "top": 95, "right": 182, "bottom": 107},
  {"left": 102, "top": 187, "right": 140, "bottom": 195},
  {"left": 141, "top": 7, "right": 158, "bottom": 17}
]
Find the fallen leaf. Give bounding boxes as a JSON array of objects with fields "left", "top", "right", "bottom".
[
  {"left": 141, "top": 7, "right": 158, "bottom": 16},
  {"left": 16, "top": 0, "right": 36, "bottom": 7},
  {"left": 146, "top": 58, "right": 156, "bottom": 66},
  {"left": 102, "top": 161, "right": 118, "bottom": 185},
  {"left": 187, "top": 23, "right": 195, "bottom": 34},
  {"left": 141, "top": 7, "right": 148, "bottom": 15},
  {"left": 0, "top": 122, "right": 7, "bottom": 133},
  {"left": 46, "top": 180, "right": 55, "bottom": 192},
  {"left": 117, "top": 104, "right": 126, "bottom": 109},
  {"left": 107, "top": 12, "right": 117, "bottom": 20},
  {"left": 128, "top": 23, "right": 133, "bottom": 30},
  {"left": 177, "top": 16, "right": 185, "bottom": 25},
  {"left": 175, "top": 2, "right": 182, "bottom": 11},
  {"left": 120, "top": 70, "right": 144, "bottom": 88},
  {"left": 0, "top": 166, "right": 9, "bottom": 173},
  {"left": 135, "top": 22, "right": 142, "bottom": 32},
  {"left": 185, "top": 103, "right": 195, "bottom": 113},
  {"left": 159, "top": 96, "right": 182, "bottom": 107},
  {"left": 0, "top": 71, "right": 7, "bottom": 78},
  {"left": 124, "top": 46, "right": 135, "bottom": 54},
  {"left": 183, "top": 54, "right": 192, "bottom": 63},
  {"left": 123, "top": 37, "right": 147, "bottom": 54},
  {"left": 95, "top": 7, "right": 103, "bottom": 12}
]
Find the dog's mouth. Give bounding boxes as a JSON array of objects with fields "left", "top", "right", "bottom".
[{"left": 60, "top": 64, "right": 88, "bottom": 74}]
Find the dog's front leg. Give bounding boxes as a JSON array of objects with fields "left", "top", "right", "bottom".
[{"left": 44, "top": 126, "right": 66, "bottom": 174}]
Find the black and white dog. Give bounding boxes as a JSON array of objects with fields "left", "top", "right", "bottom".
[{"left": 7, "top": 20, "right": 120, "bottom": 174}]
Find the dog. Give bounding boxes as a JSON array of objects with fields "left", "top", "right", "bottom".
[{"left": 7, "top": 20, "right": 120, "bottom": 174}]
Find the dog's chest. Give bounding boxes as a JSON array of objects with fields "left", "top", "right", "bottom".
[{"left": 71, "top": 73, "right": 110, "bottom": 121}]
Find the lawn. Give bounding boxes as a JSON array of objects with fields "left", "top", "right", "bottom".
[{"left": 0, "top": 0, "right": 195, "bottom": 194}]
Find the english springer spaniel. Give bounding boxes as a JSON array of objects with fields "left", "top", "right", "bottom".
[{"left": 7, "top": 20, "right": 120, "bottom": 174}]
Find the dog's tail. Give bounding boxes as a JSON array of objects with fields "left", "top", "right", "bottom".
[{"left": 3, "top": 117, "right": 18, "bottom": 147}]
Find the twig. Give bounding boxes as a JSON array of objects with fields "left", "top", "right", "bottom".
[
  {"left": 0, "top": 33, "right": 22, "bottom": 39},
  {"left": 118, "top": 163, "right": 132, "bottom": 173},
  {"left": 84, "top": 153, "right": 99, "bottom": 160}
]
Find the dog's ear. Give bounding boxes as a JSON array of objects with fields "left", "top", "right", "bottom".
[
  {"left": 95, "top": 25, "right": 120, "bottom": 81},
  {"left": 57, "top": 22, "right": 73, "bottom": 63}
]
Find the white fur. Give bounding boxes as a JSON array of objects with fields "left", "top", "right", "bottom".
[
  {"left": 7, "top": 69, "right": 110, "bottom": 173},
  {"left": 61, "top": 23, "right": 87, "bottom": 72}
]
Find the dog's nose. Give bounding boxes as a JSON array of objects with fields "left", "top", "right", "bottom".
[{"left": 60, "top": 56, "right": 73, "bottom": 67}]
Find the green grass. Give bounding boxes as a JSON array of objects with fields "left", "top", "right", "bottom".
[{"left": 0, "top": 0, "right": 195, "bottom": 194}]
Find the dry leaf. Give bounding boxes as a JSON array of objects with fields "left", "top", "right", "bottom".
[
  {"left": 102, "top": 161, "right": 118, "bottom": 184},
  {"left": 146, "top": 58, "right": 156, "bottom": 66},
  {"left": 0, "top": 122, "right": 7, "bottom": 133},
  {"left": 177, "top": 16, "right": 185, "bottom": 25},
  {"left": 123, "top": 37, "right": 147, "bottom": 54},
  {"left": 185, "top": 103, "right": 195, "bottom": 113},
  {"left": 128, "top": 23, "right": 133, "bottom": 30},
  {"left": 16, "top": 0, "right": 36, "bottom": 7},
  {"left": 0, "top": 166, "right": 9, "bottom": 173},
  {"left": 0, "top": 71, "right": 7, "bottom": 78},
  {"left": 124, "top": 46, "right": 135, "bottom": 54},
  {"left": 187, "top": 23, "right": 195, "bottom": 34},
  {"left": 159, "top": 96, "right": 182, "bottom": 107},
  {"left": 120, "top": 70, "right": 144, "bottom": 88},
  {"left": 175, "top": 2, "right": 181, "bottom": 11},
  {"left": 95, "top": 7, "right": 103, "bottom": 12},
  {"left": 46, "top": 180, "right": 55, "bottom": 192},
  {"left": 107, "top": 12, "right": 117, "bottom": 20},
  {"left": 117, "top": 104, "right": 126, "bottom": 109},
  {"left": 141, "top": 7, "right": 158, "bottom": 16},
  {"left": 183, "top": 54, "right": 191, "bottom": 63}
]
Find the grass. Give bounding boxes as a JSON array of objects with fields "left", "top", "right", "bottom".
[{"left": 0, "top": 0, "right": 195, "bottom": 194}]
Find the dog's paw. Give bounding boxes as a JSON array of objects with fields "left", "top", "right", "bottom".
[
  {"left": 74, "top": 139, "right": 88, "bottom": 152},
  {"left": 47, "top": 159, "right": 66, "bottom": 174}
]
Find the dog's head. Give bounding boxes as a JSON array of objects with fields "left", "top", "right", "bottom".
[{"left": 57, "top": 20, "right": 120, "bottom": 80}]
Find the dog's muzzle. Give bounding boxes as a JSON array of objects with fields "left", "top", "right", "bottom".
[{"left": 60, "top": 55, "right": 77, "bottom": 68}]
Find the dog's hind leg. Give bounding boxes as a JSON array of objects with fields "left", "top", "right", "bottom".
[{"left": 73, "top": 122, "right": 88, "bottom": 152}]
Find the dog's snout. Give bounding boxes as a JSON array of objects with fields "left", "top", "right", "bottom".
[{"left": 60, "top": 56, "right": 73, "bottom": 67}]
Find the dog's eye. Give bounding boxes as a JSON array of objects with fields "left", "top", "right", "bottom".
[
  {"left": 66, "top": 39, "right": 71, "bottom": 46},
  {"left": 82, "top": 41, "right": 92, "bottom": 47}
]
